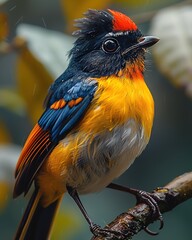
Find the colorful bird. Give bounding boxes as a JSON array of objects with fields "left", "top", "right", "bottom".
[{"left": 13, "top": 9, "right": 160, "bottom": 239}]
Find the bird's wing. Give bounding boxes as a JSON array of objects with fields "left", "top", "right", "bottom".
[{"left": 13, "top": 78, "right": 97, "bottom": 197}]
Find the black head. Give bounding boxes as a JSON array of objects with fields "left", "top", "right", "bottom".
[{"left": 68, "top": 9, "right": 159, "bottom": 78}]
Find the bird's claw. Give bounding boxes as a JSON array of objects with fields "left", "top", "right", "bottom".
[{"left": 136, "top": 190, "right": 164, "bottom": 235}]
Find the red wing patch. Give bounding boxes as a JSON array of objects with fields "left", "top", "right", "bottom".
[{"left": 108, "top": 9, "right": 137, "bottom": 31}]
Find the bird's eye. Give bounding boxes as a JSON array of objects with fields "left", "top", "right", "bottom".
[{"left": 102, "top": 39, "right": 119, "bottom": 53}]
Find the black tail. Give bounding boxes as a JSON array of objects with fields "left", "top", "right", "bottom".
[{"left": 14, "top": 188, "right": 62, "bottom": 240}]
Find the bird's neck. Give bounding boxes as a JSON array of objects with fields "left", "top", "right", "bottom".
[{"left": 117, "top": 59, "right": 145, "bottom": 80}]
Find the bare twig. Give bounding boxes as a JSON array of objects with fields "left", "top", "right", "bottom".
[{"left": 91, "top": 172, "right": 192, "bottom": 240}]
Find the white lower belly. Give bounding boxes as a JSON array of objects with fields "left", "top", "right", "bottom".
[
  {"left": 66, "top": 119, "right": 148, "bottom": 194},
  {"left": 78, "top": 151, "right": 136, "bottom": 194}
]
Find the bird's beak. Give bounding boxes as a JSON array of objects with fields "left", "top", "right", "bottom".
[
  {"left": 122, "top": 36, "right": 159, "bottom": 56},
  {"left": 137, "top": 36, "right": 160, "bottom": 49}
]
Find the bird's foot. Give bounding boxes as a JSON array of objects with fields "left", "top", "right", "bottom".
[
  {"left": 107, "top": 183, "right": 164, "bottom": 235},
  {"left": 135, "top": 190, "right": 164, "bottom": 235}
]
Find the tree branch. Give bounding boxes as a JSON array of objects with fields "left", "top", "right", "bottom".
[{"left": 91, "top": 172, "right": 192, "bottom": 240}]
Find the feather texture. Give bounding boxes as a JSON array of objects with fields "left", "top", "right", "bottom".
[{"left": 37, "top": 74, "right": 154, "bottom": 206}]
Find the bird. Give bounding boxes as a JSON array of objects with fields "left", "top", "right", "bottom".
[{"left": 13, "top": 9, "right": 160, "bottom": 240}]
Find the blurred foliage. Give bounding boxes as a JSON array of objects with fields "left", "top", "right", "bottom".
[
  {"left": 0, "top": 89, "right": 26, "bottom": 143},
  {"left": 51, "top": 207, "right": 81, "bottom": 240},
  {"left": 16, "top": 37, "right": 53, "bottom": 123},
  {"left": 0, "top": 12, "right": 9, "bottom": 53},
  {"left": 0, "top": 89, "right": 25, "bottom": 115},
  {"left": 0, "top": 0, "right": 8, "bottom": 5},
  {"left": 0, "top": 144, "right": 21, "bottom": 212},
  {"left": 0, "top": 181, "right": 9, "bottom": 210},
  {"left": 61, "top": 0, "right": 181, "bottom": 33},
  {"left": 0, "top": 0, "right": 192, "bottom": 239},
  {"left": 117, "top": 0, "right": 182, "bottom": 6},
  {"left": 150, "top": 5, "right": 192, "bottom": 98},
  {"left": 0, "top": 121, "right": 11, "bottom": 143},
  {"left": 61, "top": 0, "right": 111, "bottom": 32},
  {"left": 16, "top": 24, "right": 73, "bottom": 78},
  {"left": 0, "top": 12, "right": 8, "bottom": 40}
]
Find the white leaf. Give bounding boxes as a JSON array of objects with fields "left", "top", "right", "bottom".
[
  {"left": 16, "top": 24, "right": 74, "bottom": 78},
  {"left": 150, "top": 6, "right": 192, "bottom": 98}
]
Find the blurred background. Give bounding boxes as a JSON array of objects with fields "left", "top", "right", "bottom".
[{"left": 0, "top": 0, "right": 192, "bottom": 239}]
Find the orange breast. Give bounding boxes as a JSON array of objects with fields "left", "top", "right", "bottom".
[{"left": 80, "top": 75, "right": 154, "bottom": 138}]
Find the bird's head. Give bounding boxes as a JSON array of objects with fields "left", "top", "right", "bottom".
[{"left": 69, "top": 9, "right": 159, "bottom": 78}]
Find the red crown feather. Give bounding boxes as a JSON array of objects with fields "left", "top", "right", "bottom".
[
  {"left": 73, "top": 9, "right": 138, "bottom": 40},
  {"left": 108, "top": 9, "right": 137, "bottom": 31}
]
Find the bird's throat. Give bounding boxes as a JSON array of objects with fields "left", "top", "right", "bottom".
[{"left": 117, "top": 58, "right": 145, "bottom": 80}]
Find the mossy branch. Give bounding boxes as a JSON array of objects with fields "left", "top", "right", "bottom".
[{"left": 91, "top": 172, "right": 192, "bottom": 240}]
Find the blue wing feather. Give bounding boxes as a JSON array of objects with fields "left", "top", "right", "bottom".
[
  {"left": 59, "top": 95, "right": 92, "bottom": 136},
  {"left": 39, "top": 77, "right": 97, "bottom": 143}
]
